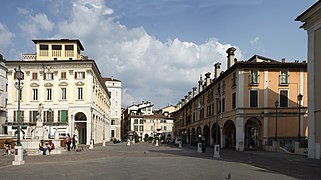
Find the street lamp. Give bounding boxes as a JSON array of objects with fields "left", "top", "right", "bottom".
[
  {"left": 89, "top": 107, "right": 94, "bottom": 149},
  {"left": 274, "top": 100, "right": 279, "bottom": 141},
  {"left": 297, "top": 94, "right": 303, "bottom": 142},
  {"left": 48, "top": 108, "right": 52, "bottom": 139},
  {"left": 12, "top": 66, "right": 25, "bottom": 165}
]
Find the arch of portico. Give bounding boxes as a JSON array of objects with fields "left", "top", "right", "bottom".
[
  {"left": 203, "top": 125, "right": 210, "bottom": 145},
  {"left": 191, "top": 127, "right": 196, "bottom": 146},
  {"left": 74, "top": 112, "right": 87, "bottom": 144},
  {"left": 244, "top": 117, "right": 262, "bottom": 149},
  {"left": 186, "top": 129, "right": 190, "bottom": 144},
  {"left": 222, "top": 120, "right": 236, "bottom": 148},
  {"left": 211, "top": 123, "right": 221, "bottom": 145}
]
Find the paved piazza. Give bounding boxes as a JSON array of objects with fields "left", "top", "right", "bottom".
[{"left": 1, "top": 143, "right": 320, "bottom": 180}]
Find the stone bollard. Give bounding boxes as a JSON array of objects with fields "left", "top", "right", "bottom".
[
  {"left": 213, "top": 144, "right": 220, "bottom": 158},
  {"left": 197, "top": 142, "right": 202, "bottom": 153},
  {"left": 127, "top": 139, "right": 130, "bottom": 146}
]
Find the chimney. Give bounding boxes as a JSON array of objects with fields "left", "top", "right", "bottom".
[
  {"left": 281, "top": 58, "right": 286, "bottom": 63},
  {"left": 181, "top": 99, "right": 185, "bottom": 106},
  {"left": 214, "top": 62, "right": 221, "bottom": 79},
  {"left": 205, "top": 72, "right": 211, "bottom": 86},
  {"left": 184, "top": 95, "right": 188, "bottom": 103},
  {"left": 226, "top": 47, "right": 237, "bottom": 69},
  {"left": 192, "top": 87, "right": 197, "bottom": 97},
  {"left": 188, "top": 91, "right": 192, "bottom": 100},
  {"left": 198, "top": 75, "right": 203, "bottom": 93}
]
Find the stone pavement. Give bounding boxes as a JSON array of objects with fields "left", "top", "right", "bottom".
[{"left": 0, "top": 142, "right": 320, "bottom": 180}]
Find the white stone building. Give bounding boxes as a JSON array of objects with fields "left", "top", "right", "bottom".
[
  {"left": 104, "top": 77, "right": 122, "bottom": 140},
  {"left": 0, "top": 54, "right": 8, "bottom": 134},
  {"left": 6, "top": 39, "right": 111, "bottom": 145}
]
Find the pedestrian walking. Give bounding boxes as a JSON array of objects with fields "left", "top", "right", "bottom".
[
  {"left": 66, "top": 133, "right": 71, "bottom": 151},
  {"left": 71, "top": 134, "right": 77, "bottom": 150}
]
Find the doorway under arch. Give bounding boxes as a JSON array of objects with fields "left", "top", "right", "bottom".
[
  {"left": 245, "top": 117, "right": 261, "bottom": 149},
  {"left": 74, "top": 112, "right": 87, "bottom": 144},
  {"left": 222, "top": 120, "right": 236, "bottom": 148}
]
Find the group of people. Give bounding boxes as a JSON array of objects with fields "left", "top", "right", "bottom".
[
  {"left": 65, "top": 134, "right": 78, "bottom": 151},
  {"left": 39, "top": 140, "right": 55, "bottom": 155},
  {"left": 3, "top": 140, "right": 12, "bottom": 155}
]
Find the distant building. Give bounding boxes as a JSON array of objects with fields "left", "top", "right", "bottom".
[
  {"left": 173, "top": 47, "right": 307, "bottom": 151},
  {"left": 297, "top": 1, "right": 321, "bottom": 159},
  {"left": 0, "top": 54, "right": 7, "bottom": 134},
  {"left": 6, "top": 39, "right": 110, "bottom": 145},
  {"left": 104, "top": 77, "right": 122, "bottom": 140}
]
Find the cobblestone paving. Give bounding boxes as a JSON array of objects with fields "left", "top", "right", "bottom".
[{"left": 0, "top": 142, "right": 320, "bottom": 180}]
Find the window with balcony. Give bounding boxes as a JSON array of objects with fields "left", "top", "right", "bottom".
[
  {"left": 280, "top": 90, "right": 288, "bottom": 107},
  {"left": 249, "top": 70, "right": 259, "bottom": 85},
  {"left": 32, "top": 73, "right": 38, "bottom": 80},
  {"left": 44, "top": 110, "right": 54, "bottom": 123},
  {"left": 32, "top": 89, "right": 38, "bottom": 101},
  {"left": 250, "top": 90, "right": 258, "bottom": 107},
  {"left": 14, "top": 110, "right": 24, "bottom": 122},
  {"left": 65, "top": 45, "right": 74, "bottom": 57},
  {"left": 39, "top": 45, "right": 48, "bottom": 56},
  {"left": 58, "top": 110, "right": 68, "bottom": 123},
  {"left": 52, "top": 45, "right": 62, "bottom": 57},
  {"left": 279, "top": 70, "right": 289, "bottom": 85}
]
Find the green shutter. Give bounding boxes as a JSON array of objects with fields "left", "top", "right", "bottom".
[{"left": 61, "top": 110, "right": 67, "bottom": 123}]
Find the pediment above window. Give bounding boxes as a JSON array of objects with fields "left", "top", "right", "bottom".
[
  {"left": 59, "top": 82, "right": 68, "bottom": 86},
  {"left": 75, "top": 81, "right": 85, "bottom": 86},
  {"left": 44, "top": 82, "right": 53, "bottom": 87},
  {"left": 30, "top": 83, "right": 39, "bottom": 87}
]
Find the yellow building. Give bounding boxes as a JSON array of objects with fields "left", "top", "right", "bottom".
[
  {"left": 174, "top": 47, "right": 307, "bottom": 151},
  {"left": 6, "top": 39, "right": 111, "bottom": 145},
  {"left": 297, "top": 1, "right": 321, "bottom": 159}
]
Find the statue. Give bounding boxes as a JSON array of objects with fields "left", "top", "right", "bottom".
[{"left": 37, "top": 103, "right": 44, "bottom": 122}]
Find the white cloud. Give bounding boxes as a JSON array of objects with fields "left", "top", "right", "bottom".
[
  {"left": 18, "top": 10, "right": 54, "bottom": 39},
  {"left": 0, "top": 23, "right": 15, "bottom": 50},
  {"left": 54, "top": 0, "right": 243, "bottom": 108},
  {"left": 250, "top": 36, "right": 260, "bottom": 45}
]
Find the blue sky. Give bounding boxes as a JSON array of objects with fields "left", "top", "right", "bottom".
[{"left": 0, "top": 0, "right": 316, "bottom": 109}]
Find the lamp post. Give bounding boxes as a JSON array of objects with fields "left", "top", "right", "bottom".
[
  {"left": 48, "top": 108, "right": 52, "bottom": 139},
  {"left": 297, "top": 94, "right": 303, "bottom": 142},
  {"left": 274, "top": 100, "right": 279, "bottom": 141},
  {"left": 102, "top": 114, "right": 106, "bottom": 147},
  {"left": 12, "top": 66, "right": 25, "bottom": 165},
  {"left": 213, "top": 92, "right": 220, "bottom": 158},
  {"left": 89, "top": 107, "right": 94, "bottom": 149}
]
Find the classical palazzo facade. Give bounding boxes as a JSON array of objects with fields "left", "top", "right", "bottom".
[
  {"left": 174, "top": 47, "right": 308, "bottom": 151},
  {"left": 6, "top": 39, "right": 111, "bottom": 145}
]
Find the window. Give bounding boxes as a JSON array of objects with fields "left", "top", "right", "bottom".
[
  {"left": 250, "top": 90, "right": 258, "bottom": 107},
  {"left": 61, "top": 88, "right": 66, "bottom": 100},
  {"left": 44, "top": 110, "right": 54, "bottom": 123},
  {"left": 279, "top": 70, "right": 289, "bottom": 85},
  {"left": 151, "top": 126, "right": 154, "bottom": 131},
  {"left": 52, "top": 45, "right": 62, "bottom": 50},
  {"left": 77, "top": 87, "right": 83, "bottom": 100},
  {"left": 46, "top": 89, "right": 52, "bottom": 101},
  {"left": 111, "top": 120, "right": 115, "bottom": 125},
  {"left": 134, "top": 125, "right": 138, "bottom": 131},
  {"left": 65, "top": 45, "right": 74, "bottom": 50},
  {"left": 222, "top": 98, "right": 225, "bottom": 112},
  {"left": 30, "top": 111, "right": 38, "bottom": 123},
  {"left": 75, "top": 72, "right": 85, "bottom": 79},
  {"left": 111, "top": 130, "right": 115, "bottom": 137},
  {"left": 139, "top": 126, "right": 144, "bottom": 131},
  {"left": 40, "top": 45, "right": 48, "bottom": 50},
  {"left": 280, "top": 90, "right": 288, "bottom": 107},
  {"left": 134, "top": 119, "right": 138, "bottom": 124},
  {"left": 163, "top": 126, "right": 167, "bottom": 131},
  {"left": 249, "top": 70, "right": 259, "bottom": 84},
  {"left": 32, "top": 73, "right": 38, "bottom": 80},
  {"left": 14, "top": 111, "right": 24, "bottom": 122},
  {"left": 232, "top": 93, "right": 236, "bottom": 109},
  {"left": 61, "top": 72, "right": 67, "bottom": 79},
  {"left": 44, "top": 73, "right": 53, "bottom": 80},
  {"left": 32, "top": 89, "right": 38, "bottom": 101},
  {"left": 58, "top": 110, "right": 68, "bottom": 122},
  {"left": 232, "top": 72, "right": 237, "bottom": 87},
  {"left": 140, "top": 120, "right": 144, "bottom": 124}
]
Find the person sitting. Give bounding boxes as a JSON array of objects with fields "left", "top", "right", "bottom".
[
  {"left": 39, "top": 140, "right": 47, "bottom": 155},
  {"left": 48, "top": 140, "right": 55, "bottom": 154},
  {"left": 3, "top": 140, "right": 12, "bottom": 155}
]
